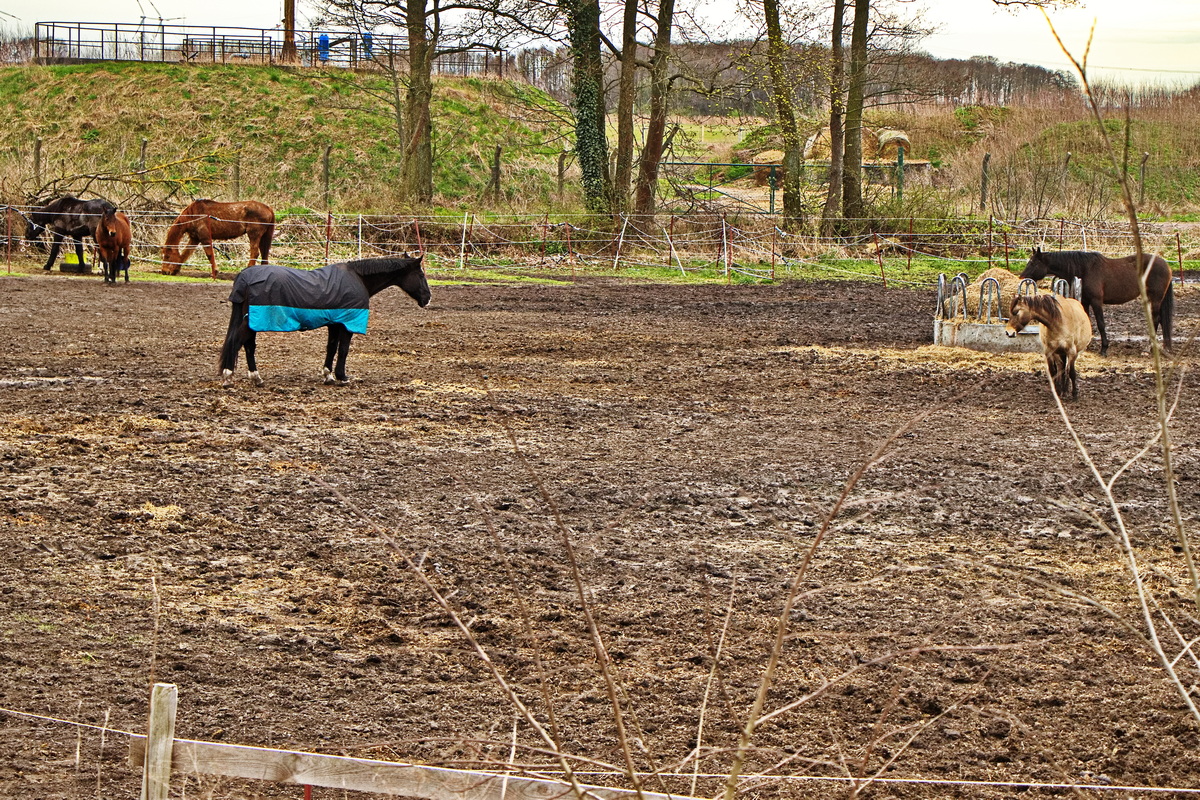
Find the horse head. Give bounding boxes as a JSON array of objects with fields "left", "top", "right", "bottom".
[
  {"left": 1020, "top": 247, "right": 1049, "bottom": 280},
  {"left": 24, "top": 218, "right": 46, "bottom": 249},
  {"left": 1005, "top": 296, "right": 1034, "bottom": 338},
  {"left": 400, "top": 257, "right": 432, "bottom": 308}
]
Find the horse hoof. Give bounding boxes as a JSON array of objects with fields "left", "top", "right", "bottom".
[
  {"left": 221, "top": 369, "right": 234, "bottom": 387},
  {"left": 249, "top": 370, "right": 264, "bottom": 387}
]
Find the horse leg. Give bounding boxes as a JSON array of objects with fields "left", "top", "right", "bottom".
[
  {"left": 1046, "top": 351, "right": 1065, "bottom": 398},
  {"left": 1068, "top": 353, "right": 1080, "bottom": 400},
  {"left": 202, "top": 239, "right": 219, "bottom": 279},
  {"left": 44, "top": 232, "right": 64, "bottom": 270},
  {"left": 1157, "top": 283, "right": 1175, "bottom": 351},
  {"left": 73, "top": 236, "right": 87, "bottom": 268},
  {"left": 219, "top": 302, "right": 248, "bottom": 385},
  {"left": 244, "top": 331, "right": 263, "bottom": 386},
  {"left": 259, "top": 226, "right": 273, "bottom": 264},
  {"left": 322, "top": 327, "right": 339, "bottom": 384},
  {"left": 1091, "top": 302, "right": 1109, "bottom": 356},
  {"left": 332, "top": 326, "right": 353, "bottom": 385}
]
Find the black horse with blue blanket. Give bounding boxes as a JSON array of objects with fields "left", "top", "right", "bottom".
[{"left": 219, "top": 256, "right": 430, "bottom": 386}]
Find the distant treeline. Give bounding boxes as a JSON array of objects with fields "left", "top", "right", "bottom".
[{"left": 512, "top": 43, "right": 1079, "bottom": 115}]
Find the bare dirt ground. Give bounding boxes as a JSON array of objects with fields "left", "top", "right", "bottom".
[{"left": 2, "top": 265, "right": 1200, "bottom": 799}]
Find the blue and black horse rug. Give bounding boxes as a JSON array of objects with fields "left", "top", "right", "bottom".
[
  {"left": 220, "top": 256, "right": 430, "bottom": 387},
  {"left": 230, "top": 262, "right": 373, "bottom": 334}
]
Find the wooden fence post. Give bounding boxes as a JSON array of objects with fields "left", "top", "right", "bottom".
[
  {"left": 34, "top": 137, "right": 42, "bottom": 187},
  {"left": 1138, "top": 152, "right": 1150, "bottom": 207},
  {"left": 323, "top": 145, "right": 332, "bottom": 211},
  {"left": 458, "top": 212, "right": 469, "bottom": 269},
  {"left": 491, "top": 145, "right": 502, "bottom": 203},
  {"left": 907, "top": 217, "right": 914, "bottom": 272},
  {"left": 979, "top": 152, "right": 990, "bottom": 213},
  {"left": 874, "top": 232, "right": 886, "bottom": 289},
  {"left": 1177, "top": 232, "right": 1185, "bottom": 284},
  {"left": 140, "top": 683, "right": 178, "bottom": 800},
  {"left": 139, "top": 137, "right": 148, "bottom": 172},
  {"left": 557, "top": 152, "right": 567, "bottom": 199},
  {"left": 987, "top": 215, "right": 994, "bottom": 268}
]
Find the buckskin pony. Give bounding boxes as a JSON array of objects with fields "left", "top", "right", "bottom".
[
  {"left": 1020, "top": 247, "right": 1174, "bottom": 355},
  {"left": 218, "top": 256, "right": 431, "bottom": 387},
  {"left": 161, "top": 199, "right": 275, "bottom": 278},
  {"left": 24, "top": 196, "right": 116, "bottom": 271},
  {"left": 1006, "top": 294, "right": 1093, "bottom": 400},
  {"left": 95, "top": 208, "right": 133, "bottom": 284}
]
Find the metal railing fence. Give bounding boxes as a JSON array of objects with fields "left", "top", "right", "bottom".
[{"left": 32, "top": 21, "right": 506, "bottom": 76}]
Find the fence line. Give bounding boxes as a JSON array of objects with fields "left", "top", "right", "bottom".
[
  {"left": 32, "top": 20, "right": 506, "bottom": 76},
  {"left": 5, "top": 697, "right": 1200, "bottom": 798},
  {"left": 3, "top": 206, "right": 1197, "bottom": 284}
]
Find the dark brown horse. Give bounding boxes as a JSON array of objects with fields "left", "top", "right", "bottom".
[
  {"left": 95, "top": 209, "right": 132, "bottom": 284},
  {"left": 24, "top": 196, "right": 115, "bottom": 271},
  {"left": 1020, "top": 247, "right": 1174, "bottom": 355},
  {"left": 161, "top": 199, "right": 275, "bottom": 278}
]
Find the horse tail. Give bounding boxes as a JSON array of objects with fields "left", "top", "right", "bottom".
[
  {"left": 219, "top": 302, "right": 245, "bottom": 374},
  {"left": 260, "top": 220, "right": 275, "bottom": 264},
  {"left": 1161, "top": 279, "right": 1176, "bottom": 349}
]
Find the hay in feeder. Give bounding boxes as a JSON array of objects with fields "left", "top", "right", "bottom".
[{"left": 946, "top": 267, "right": 1024, "bottom": 321}]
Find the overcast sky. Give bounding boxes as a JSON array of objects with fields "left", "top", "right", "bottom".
[{"left": 4, "top": 0, "right": 1199, "bottom": 87}]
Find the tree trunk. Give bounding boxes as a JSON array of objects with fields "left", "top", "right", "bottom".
[
  {"left": 763, "top": 0, "right": 805, "bottom": 229},
  {"left": 563, "top": 0, "right": 611, "bottom": 214},
  {"left": 842, "top": 0, "right": 869, "bottom": 225},
  {"left": 388, "top": 49, "right": 408, "bottom": 181},
  {"left": 612, "top": 0, "right": 639, "bottom": 210},
  {"left": 281, "top": 0, "right": 297, "bottom": 62},
  {"left": 633, "top": 0, "right": 676, "bottom": 215},
  {"left": 402, "top": 0, "right": 434, "bottom": 204},
  {"left": 821, "top": 0, "right": 846, "bottom": 236}
]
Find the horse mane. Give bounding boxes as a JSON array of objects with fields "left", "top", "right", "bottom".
[
  {"left": 1034, "top": 250, "right": 1103, "bottom": 277},
  {"left": 1016, "top": 294, "right": 1062, "bottom": 325},
  {"left": 342, "top": 257, "right": 422, "bottom": 276}
]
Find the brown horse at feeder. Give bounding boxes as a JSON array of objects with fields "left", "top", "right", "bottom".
[
  {"left": 161, "top": 199, "right": 275, "bottom": 278},
  {"left": 1006, "top": 294, "right": 1093, "bottom": 400},
  {"left": 1020, "top": 247, "right": 1174, "bottom": 356},
  {"left": 95, "top": 208, "right": 132, "bottom": 284}
]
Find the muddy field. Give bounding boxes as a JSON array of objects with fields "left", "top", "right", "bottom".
[{"left": 2, "top": 265, "right": 1200, "bottom": 799}]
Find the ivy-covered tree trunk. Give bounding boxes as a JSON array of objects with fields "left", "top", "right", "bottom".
[
  {"left": 842, "top": 0, "right": 869, "bottom": 225},
  {"left": 762, "top": 0, "right": 805, "bottom": 229},
  {"left": 633, "top": 0, "right": 676, "bottom": 215},
  {"left": 562, "top": 0, "right": 611, "bottom": 214},
  {"left": 821, "top": 0, "right": 846, "bottom": 236},
  {"left": 402, "top": 0, "right": 434, "bottom": 204}
]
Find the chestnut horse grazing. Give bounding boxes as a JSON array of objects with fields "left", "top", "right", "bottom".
[
  {"left": 219, "top": 256, "right": 430, "bottom": 387},
  {"left": 95, "top": 209, "right": 132, "bottom": 284},
  {"left": 1020, "top": 247, "right": 1174, "bottom": 355},
  {"left": 1006, "top": 294, "right": 1092, "bottom": 400},
  {"left": 161, "top": 199, "right": 275, "bottom": 278}
]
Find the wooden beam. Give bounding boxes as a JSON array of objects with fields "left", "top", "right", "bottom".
[
  {"left": 139, "top": 684, "right": 178, "bottom": 800},
  {"left": 130, "top": 736, "right": 694, "bottom": 800}
]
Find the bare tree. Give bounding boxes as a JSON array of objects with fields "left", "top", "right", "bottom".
[
  {"left": 313, "top": 0, "right": 504, "bottom": 205},
  {"left": 820, "top": 0, "right": 845, "bottom": 236},
  {"left": 631, "top": 0, "right": 678, "bottom": 214}
]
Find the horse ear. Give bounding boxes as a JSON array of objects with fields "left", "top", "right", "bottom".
[{"left": 1032, "top": 246, "right": 1041, "bottom": 255}]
